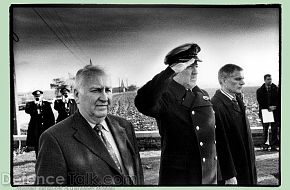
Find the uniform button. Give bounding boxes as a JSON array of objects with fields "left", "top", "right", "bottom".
[
  {"left": 214, "top": 156, "right": 218, "bottom": 160},
  {"left": 214, "top": 125, "right": 216, "bottom": 129},
  {"left": 202, "top": 158, "right": 206, "bottom": 162},
  {"left": 192, "top": 110, "right": 195, "bottom": 115},
  {"left": 214, "top": 140, "right": 216, "bottom": 144},
  {"left": 200, "top": 142, "right": 203, "bottom": 146},
  {"left": 196, "top": 126, "right": 200, "bottom": 131}
]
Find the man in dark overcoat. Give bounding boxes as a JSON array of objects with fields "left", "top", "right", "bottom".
[
  {"left": 211, "top": 64, "right": 257, "bottom": 185},
  {"left": 256, "top": 74, "right": 280, "bottom": 151},
  {"left": 35, "top": 65, "right": 144, "bottom": 185},
  {"left": 135, "top": 43, "right": 217, "bottom": 185},
  {"left": 25, "top": 90, "right": 55, "bottom": 157},
  {"left": 54, "top": 87, "right": 78, "bottom": 123}
]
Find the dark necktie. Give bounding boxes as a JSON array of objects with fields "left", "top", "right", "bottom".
[
  {"left": 94, "top": 124, "right": 123, "bottom": 172},
  {"left": 266, "top": 86, "right": 271, "bottom": 106},
  {"left": 232, "top": 97, "right": 241, "bottom": 112}
]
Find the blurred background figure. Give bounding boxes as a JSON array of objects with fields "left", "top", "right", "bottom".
[
  {"left": 256, "top": 74, "right": 280, "bottom": 151},
  {"left": 54, "top": 87, "right": 77, "bottom": 123},
  {"left": 25, "top": 90, "right": 55, "bottom": 158}
]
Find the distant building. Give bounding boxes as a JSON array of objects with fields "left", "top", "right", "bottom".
[{"left": 112, "top": 79, "right": 128, "bottom": 93}]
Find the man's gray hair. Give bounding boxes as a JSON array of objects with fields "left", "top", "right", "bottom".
[
  {"left": 75, "top": 65, "right": 106, "bottom": 91},
  {"left": 218, "top": 64, "right": 243, "bottom": 85}
]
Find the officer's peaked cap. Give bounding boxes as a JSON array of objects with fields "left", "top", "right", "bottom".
[
  {"left": 164, "top": 43, "right": 202, "bottom": 66},
  {"left": 32, "top": 90, "right": 43, "bottom": 96}
]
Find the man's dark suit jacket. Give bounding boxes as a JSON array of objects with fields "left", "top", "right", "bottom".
[
  {"left": 211, "top": 90, "right": 257, "bottom": 185},
  {"left": 256, "top": 83, "right": 280, "bottom": 122},
  {"left": 35, "top": 110, "right": 144, "bottom": 185}
]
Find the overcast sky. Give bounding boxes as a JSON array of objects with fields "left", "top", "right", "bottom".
[{"left": 12, "top": 5, "right": 280, "bottom": 93}]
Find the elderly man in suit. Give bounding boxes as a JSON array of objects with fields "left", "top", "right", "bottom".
[
  {"left": 35, "top": 65, "right": 144, "bottom": 185},
  {"left": 135, "top": 43, "right": 217, "bottom": 185},
  {"left": 54, "top": 87, "right": 78, "bottom": 123},
  {"left": 25, "top": 90, "right": 55, "bottom": 158},
  {"left": 211, "top": 64, "right": 257, "bottom": 185}
]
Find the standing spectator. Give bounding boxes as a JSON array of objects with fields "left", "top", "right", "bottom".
[
  {"left": 54, "top": 87, "right": 77, "bottom": 123},
  {"left": 211, "top": 64, "right": 257, "bottom": 185},
  {"left": 256, "top": 74, "right": 280, "bottom": 151},
  {"left": 25, "top": 90, "right": 55, "bottom": 158},
  {"left": 135, "top": 43, "right": 217, "bottom": 185}
]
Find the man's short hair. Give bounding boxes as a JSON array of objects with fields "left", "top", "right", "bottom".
[
  {"left": 264, "top": 74, "right": 271, "bottom": 80},
  {"left": 75, "top": 65, "right": 106, "bottom": 91},
  {"left": 218, "top": 64, "right": 243, "bottom": 84}
]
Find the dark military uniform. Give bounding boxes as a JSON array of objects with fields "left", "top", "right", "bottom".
[
  {"left": 135, "top": 67, "right": 217, "bottom": 184},
  {"left": 25, "top": 100, "right": 55, "bottom": 156},
  {"left": 54, "top": 98, "right": 78, "bottom": 123}
]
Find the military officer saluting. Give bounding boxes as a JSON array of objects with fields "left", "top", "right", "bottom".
[
  {"left": 54, "top": 87, "right": 78, "bottom": 123},
  {"left": 135, "top": 43, "right": 217, "bottom": 185},
  {"left": 25, "top": 90, "right": 55, "bottom": 158}
]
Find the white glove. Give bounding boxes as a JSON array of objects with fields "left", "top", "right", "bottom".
[
  {"left": 269, "top": 106, "right": 277, "bottom": 111},
  {"left": 225, "top": 177, "right": 237, "bottom": 185},
  {"left": 170, "top": 58, "right": 196, "bottom": 73}
]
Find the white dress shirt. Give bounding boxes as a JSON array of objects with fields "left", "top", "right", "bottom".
[{"left": 220, "top": 89, "right": 236, "bottom": 101}]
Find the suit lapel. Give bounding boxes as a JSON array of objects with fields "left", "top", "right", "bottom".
[
  {"left": 106, "top": 115, "right": 137, "bottom": 184},
  {"left": 236, "top": 96, "right": 255, "bottom": 154},
  {"left": 236, "top": 95, "right": 245, "bottom": 113},
  {"left": 216, "top": 90, "right": 242, "bottom": 113},
  {"left": 216, "top": 90, "right": 253, "bottom": 147},
  {"left": 232, "top": 102, "right": 242, "bottom": 113},
  {"left": 72, "top": 111, "right": 122, "bottom": 175}
]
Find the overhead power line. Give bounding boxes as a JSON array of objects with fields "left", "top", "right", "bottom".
[
  {"left": 53, "top": 9, "right": 89, "bottom": 63},
  {"left": 32, "top": 8, "right": 85, "bottom": 65}
]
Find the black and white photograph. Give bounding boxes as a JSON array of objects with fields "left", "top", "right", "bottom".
[{"left": 11, "top": 4, "right": 280, "bottom": 186}]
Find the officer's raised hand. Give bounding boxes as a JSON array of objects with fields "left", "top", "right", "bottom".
[
  {"left": 170, "top": 58, "right": 197, "bottom": 73},
  {"left": 164, "top": 43, "right": 202, "bottom": 74}
]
